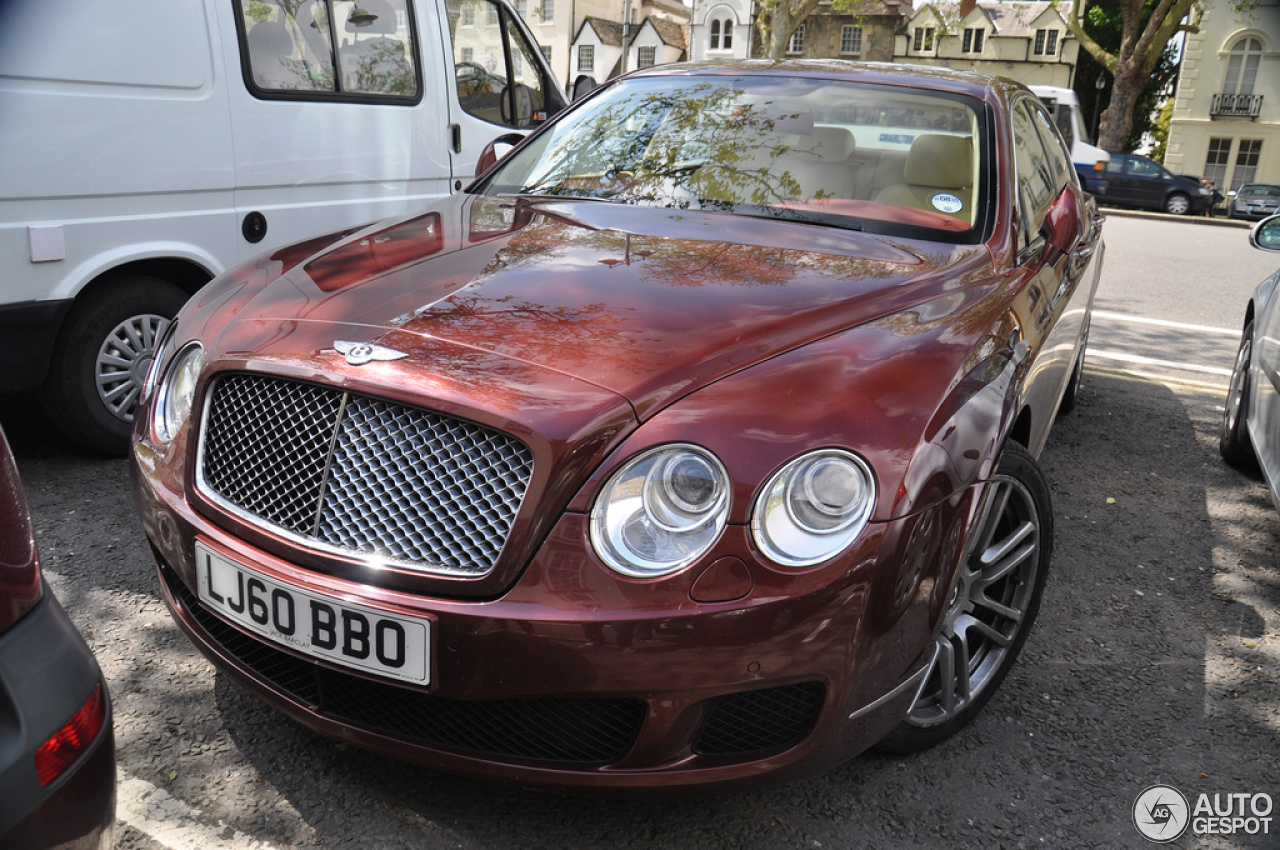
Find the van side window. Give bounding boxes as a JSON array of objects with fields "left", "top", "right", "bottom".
[
  {"left": 239, "top": 0, "right": 420, "bottom": 101},
  {"left": 448, "top": 0, "right": 549, "bottom": 128}
]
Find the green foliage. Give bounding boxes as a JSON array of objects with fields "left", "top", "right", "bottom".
[{"left": 1148, "top": 97, "right": 1174, "bottom": 162}]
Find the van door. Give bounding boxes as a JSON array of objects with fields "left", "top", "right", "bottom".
[
  {"left": 224, "top": 0, "right": 454, "bottom": 260},
  {"left": 437, "top": 0, "right": 566, "bottom": 183}
]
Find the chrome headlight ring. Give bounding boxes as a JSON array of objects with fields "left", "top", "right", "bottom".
[
  {"left": 751, "top": 449, "right": 876, "bottom": 568},
  {"left": 590, "top": 444, "right": 730, "bottom": 578},
  {"left": 150, "top": 342, "right": 204, "bottom": 445}
]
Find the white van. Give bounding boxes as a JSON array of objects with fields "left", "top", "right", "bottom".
[
  {"left": 1029, "top": 85, "right": 1110, "bottom": 194},
  {"left": 0, "top": 0, "right": 565, "bottom": 453}
]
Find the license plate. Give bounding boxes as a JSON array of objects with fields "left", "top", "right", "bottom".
[{"left": 195, "top": 542, "right": 430, "bottom": 686}]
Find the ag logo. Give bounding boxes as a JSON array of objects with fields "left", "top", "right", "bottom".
[
  {"left": 1134, "top": 785, "right": 1190, "bottom": 842},
  {"left": 333, "top": 340, "right": 408, "bottom": 366}
]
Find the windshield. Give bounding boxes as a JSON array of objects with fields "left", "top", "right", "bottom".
[
  {"left": 479, "top": 74, "right": 989, "bottom": 242},
  {"left": 1239, "top": 185, "right": 1280, "bottom": 198}
]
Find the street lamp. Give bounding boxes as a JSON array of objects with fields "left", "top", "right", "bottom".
[{"left": 1092, "top": 72, "right": 1107, "bottom": 143}]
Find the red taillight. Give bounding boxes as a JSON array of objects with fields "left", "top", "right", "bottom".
[{"left": 35, "top": 683, "right": 107, "bottom": 786}]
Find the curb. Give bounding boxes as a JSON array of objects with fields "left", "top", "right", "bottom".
[{"left": 1096, "top": 206, "right": 1255, "bottom": 228}]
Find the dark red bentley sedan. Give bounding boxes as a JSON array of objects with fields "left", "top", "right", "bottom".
[{"left": 132, "top": 61, "right": 1103, "bottom": 792}]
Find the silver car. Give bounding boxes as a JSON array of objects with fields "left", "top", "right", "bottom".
[{"left": 1222, "top": 213, "right": 1280, "bottom": 510}]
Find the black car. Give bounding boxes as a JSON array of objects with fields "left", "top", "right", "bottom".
[
  {"left": 1096, "top": 152, "right": 1215, "bottom": 215},
  {"left": 1229, "top": 184, "right": 1280, "bottom": 221},
  {"left": 0, "top": 425, "right": 115, "bottom": 850}
]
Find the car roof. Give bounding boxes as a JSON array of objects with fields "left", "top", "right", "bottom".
[{"left": 621, "top": 59, "right": 1008, "bottom": 103}]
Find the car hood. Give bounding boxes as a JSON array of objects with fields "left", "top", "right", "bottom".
[{"left": 205, "top": 194, "right": 988, "bottom": 422}]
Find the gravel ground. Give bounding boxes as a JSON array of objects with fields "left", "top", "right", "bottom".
[{"left": 2, "top": 332, "right": 1278, "bottom": 848}]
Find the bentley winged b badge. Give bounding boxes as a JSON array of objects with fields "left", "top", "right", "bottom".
[{"left": 334, "top": 340, "right": 409, "bottom": 366}]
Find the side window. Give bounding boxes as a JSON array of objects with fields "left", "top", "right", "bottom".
[
  {"left": 240, "top": 0, "right": 420, "bottom": 100},
  {"left": 1011, "top": 99, "right": 1057, "bottom": 253},
  {"left": 1027, "top": 101, "right": 1074, "bottom": 192},
  {"left": 448, "top": 0, "right": 551, "bottom": 128},
  {"left": 1127, "top": 157, "right": 1161, "bottom": 178}
]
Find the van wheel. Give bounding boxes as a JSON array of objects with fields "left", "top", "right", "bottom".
[{"left": 43, "top": 275, "right": 189, "bottom": 455}]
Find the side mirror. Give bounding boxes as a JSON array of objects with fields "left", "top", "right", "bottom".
[
  {"left": 1040, "top": 185, "right": 1083, "bottom": 264},
  {"left": 572, "top": 74, "right": 598, "bottom": 101},
  {"left": 475, "top": 132, "right": 526, "bottom": 179},
  {"left": 1250, "top": 214, "right": 1280, "bottom": 253}
]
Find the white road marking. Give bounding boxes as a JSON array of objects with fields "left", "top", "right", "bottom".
[
  {"left": 1084, "top": 364, "right": 1228, "bottom": 397},
  {"left": 117, "top": 772, "right": 280, "bottom": 850},
  {"left": 1086, "top": 348, "right": 1233, "bottom": 377},
  {"left": 1092, "top": 309, "right": 1241, "bottom": 337}
]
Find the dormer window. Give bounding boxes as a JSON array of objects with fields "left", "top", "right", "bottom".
[
  {"left": 913, "top": 26, "right": 936, "bottom": 52},
  {"left": 1034, "top": 28, "right": 1059, "bottom": 56},
  {"left": 963, "top": 27, "right": 985, "bottom": 53}
]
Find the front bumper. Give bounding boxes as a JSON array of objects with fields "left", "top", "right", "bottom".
[
  {"left": 138, "top": 460, "right": 974, "bottom": 792},
  {"left": 0, "top": 586, "right": 115, "bottom": 849}
]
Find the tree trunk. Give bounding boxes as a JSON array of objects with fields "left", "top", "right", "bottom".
[
  {"left": 1098, "top": 64, "right": 1145, "bottom": 152},
  {"left": 766, "top": 12, "right": 789, "bottom": 58}
]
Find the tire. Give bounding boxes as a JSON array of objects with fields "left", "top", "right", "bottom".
[
  {"left": 1164, "top": 193, "right": 1191, "bottom": 215},
  {"left": 42, "top": 275, "right": 189, "bottom": 456},
  {"left": 1058, "top": 322, "right": 1089, "bottom": 416},
  {"left": 1220, "top": 321, "right": 1258, "bottom": 470},
  {"left": 876, "top": 441, "right": 1052, "bottom": 753}
]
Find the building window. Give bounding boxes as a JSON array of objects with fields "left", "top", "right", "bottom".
[
  {"left": 461, "top": 46, "right": 474, "bottom": 63},
  {"left": 515, "top": 0, "right": 526, "bottom": 16},
  {"left": 962, "top": 28, "right": 984, "bottom": 53},
  {"left": 1034, "top": 29, "right": 1058, "bottom": 56},
  {"left": 1232, "top": 139, "right": 1263, "bottom": 190},
  {"left": 788, "top": 24, "right": 805, "bottom": 54},
  {"left": 461, "top": 2, "right": 475, "bottom": 25},
  {"left": 637, "top": 45, "right": 656, "bottom": 67},
  {"left": 840, "top": 25, "right": 862, "bottom": 55},
  {"left": 1204, "top": 137, "right": 1232, "bottom": 187},
  {"left": 486, "top": 3, "right": 498, "bottom": 24},
  {"left": 396, "top": 9, "right": 407, "bottom": 28},
  {"left": 710, "top": 17, "right": 734, "bottom": 51},
  {"left": 913, "top": 26, "right": 935, "bottom": 52},
  {"left": 540, "top": 0, "right": 553, "bottom": 23},
  {"left": 578, "top": 44, "right": 594, "bottom": 73},
  {"left": 540, "top": 44, "right": 552, "bottom": 61},
  {"left": 1224, "top": 37, "right": 1263, "bottom": 96}
]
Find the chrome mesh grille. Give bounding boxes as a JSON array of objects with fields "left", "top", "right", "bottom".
[{"left": 199, "top": 374, "right": 533, "bottom": 576}]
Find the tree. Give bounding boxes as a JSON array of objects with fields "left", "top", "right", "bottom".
[
  {"left": 1071, "top": 0, "right": 1180, "bottom": 154},
  {"left": 1062, "top": 0, "right": 1200, "bottom": 152},
  {"left": 754, "top": 0, "right": 883, "bottom": 60}
]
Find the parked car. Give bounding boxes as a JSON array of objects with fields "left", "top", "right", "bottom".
[
  {"left": 131, "top": 61, "right": 1104, "bottom": 792},
  {"left": 0, "top": 425, "right": 115, "bottom": 848},
  {"left": 1221, "top": 214, "right": 1280, "bottom": 513},
  {"left": 0, "top": 0, "right": 564, "bottom": 456},
  {"left": 1228, "top": 184, "right": 1280, "bottom": 222},
  {"left": 1095, "top": 152, "right": 1215, "bottom": 215}
]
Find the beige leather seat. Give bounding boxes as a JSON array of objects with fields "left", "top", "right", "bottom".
[{"left": 874, "top": 134, "right": 973, "bottom": 222}]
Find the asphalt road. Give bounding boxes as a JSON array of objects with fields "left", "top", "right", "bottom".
[{"left": 2, "top": 211, "right": 1277, "bottom": 849}]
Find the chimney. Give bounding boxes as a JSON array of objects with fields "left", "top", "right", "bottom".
[{"left": 959, "top": 0, "right": 977, "bottom": 17}]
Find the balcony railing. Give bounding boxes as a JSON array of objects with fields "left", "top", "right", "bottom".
[{"left": 1211, "top": 93, "right": 1263, "bottom": 120}]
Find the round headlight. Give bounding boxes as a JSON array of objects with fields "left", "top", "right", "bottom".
[
  {"left": 152, "top": 343, "right": 204, "bottom": 444},
  {"left": 590, "top": 444, "right": 729, "bottom": 577},
  {"left": 752, "top": 449, "right": 875, "bottom": 568}
]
